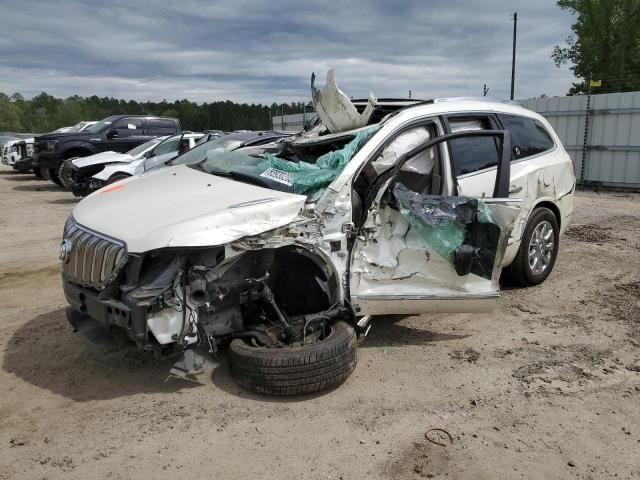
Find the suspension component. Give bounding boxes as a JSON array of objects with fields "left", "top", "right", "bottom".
[{"left": 245, "top": 274, "right": 302, "bottom": 343}]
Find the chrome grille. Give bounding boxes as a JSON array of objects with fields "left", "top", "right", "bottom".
[{"left": 61, "top": 217, "right": 127, "bottom": 289}]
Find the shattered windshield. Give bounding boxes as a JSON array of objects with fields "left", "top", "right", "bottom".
[{"left": 190, "top": 126, "right": 379, "bottom": 201}]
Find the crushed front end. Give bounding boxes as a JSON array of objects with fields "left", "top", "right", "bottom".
[
  {"left": 61, "top": 215, "right": 349, "bottom": 369},
  {"left": 62, "top": 161, "right": 107, "bottom": 197}
]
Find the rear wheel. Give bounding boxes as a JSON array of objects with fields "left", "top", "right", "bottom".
[
  {"left": 40, "top": 167, "right": 51, "bottom": 180},
  {"left": 228, "top": 321, "right": 357, "bottom": 396},
  {"left": 507, "top": 207, "right": 560, "bottom": 286}
]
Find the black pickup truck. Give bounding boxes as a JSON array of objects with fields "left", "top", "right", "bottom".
[{"left": 33, "top": 115, "right": 180, "bottom": 185}]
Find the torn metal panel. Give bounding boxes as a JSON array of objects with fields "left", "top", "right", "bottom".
[
  {"left": 290, "top": 125, "right": 369, "bottom": 148},
  {"left": 350, "top": 208, "right": 497, "bottom": 307},
  {"left": 355, "top": 206, "right": 463, "bottom": 286},
  {"left": 311, "top": 69, "right": 376, "bottom": 133},
  {"left": 391, "top": 183, "right": 503, "bottom": 280}
]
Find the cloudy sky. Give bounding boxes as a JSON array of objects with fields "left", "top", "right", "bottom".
[{"left": 0, "top": 0, "right": 577, "bottom": 104}]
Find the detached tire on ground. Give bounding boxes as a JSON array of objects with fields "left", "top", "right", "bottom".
[{"left": 228, "top": 321, "right": 357, "bottom": 396}]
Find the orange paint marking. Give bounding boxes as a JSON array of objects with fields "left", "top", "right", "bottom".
[{"left": 101, "top": 184, "right": 126, "bottom": 193}]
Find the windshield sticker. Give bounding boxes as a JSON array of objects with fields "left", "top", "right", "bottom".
[{"left": 259, "top": 168, "right": 294, "bottom": 186}]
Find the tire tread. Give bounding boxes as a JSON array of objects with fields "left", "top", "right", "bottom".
[{"left": 228, "top": 321, "right": 357, "bottom": 396}]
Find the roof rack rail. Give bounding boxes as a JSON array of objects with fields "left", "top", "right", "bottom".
[{"left": 430, "top": 97, "right": 521, "bottom": 106}]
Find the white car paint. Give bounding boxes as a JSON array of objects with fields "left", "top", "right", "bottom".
[
  {"left": 1, "top": 137, "right": 34, "bottom": 165},
  {"left": 73, "top": 165, "right": 307, "bottom": 253},
  {"left": 84, "top": 133, "right": 203, "bottom": 181},
  {"left": 71, "top": 136, "right": 168, "bottom": 179},
  {"left": 66, "top": 98, "right": 573, "bottom": 344},
  {"left": 328, "top": 99, "right": 575, "bottom": 268}
]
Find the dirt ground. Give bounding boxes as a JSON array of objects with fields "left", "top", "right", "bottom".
[{"left": 0, "top": 168, "right": 639, "bottom": 480}]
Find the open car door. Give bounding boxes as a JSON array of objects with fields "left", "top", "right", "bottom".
[{"left": 349, "top": 130, "right": 521, "bottom": 315}]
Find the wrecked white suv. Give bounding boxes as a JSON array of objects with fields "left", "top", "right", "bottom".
[{"left": 60, "top": 76, "right": 574, "bottom": 396}]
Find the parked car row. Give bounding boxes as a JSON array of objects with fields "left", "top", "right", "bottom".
[
  {"left": 1, "top": 124, "right": 98, "bottom": 170},
  {"left": 4, "top": 71, "right": 576, "bottom": 397}
]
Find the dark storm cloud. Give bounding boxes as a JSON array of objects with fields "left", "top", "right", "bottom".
[{"left": 0, "top": 0, "right": 576, "bottom": 103}]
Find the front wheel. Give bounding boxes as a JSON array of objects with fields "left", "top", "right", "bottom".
[
  {"left": 106, "top": 173, "right": 131, "bottom": 185},
  {"left": 49, "top": 168, "right": 63, "bottom": 186},
  {"left": 32, "top": 167, "right": 43, "bottom": 179},
  {"left": 507, "top": 207, "right": 560, "bottom": 286},
  {"left": 58, "top": 159, "right": 76, "bottom": 190},
  {"left": 228, "top": 321, "right": 357, "bottom": 396}
]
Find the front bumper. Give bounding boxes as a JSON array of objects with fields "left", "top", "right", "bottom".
[
  {"left": 71, "top": 177, "right": 106, "bottom": 197},
  {"left": 63, "top": 276, "right": 148, "bottom": 347},
  {"left": 68, "top": 164, "right": 107, "bottom": 197},
  {"left": 13, "top": 156, "right": 34, "bottom": 173},
  {"left": 33, "top": 152, "right": 61, "bottom": 169}
]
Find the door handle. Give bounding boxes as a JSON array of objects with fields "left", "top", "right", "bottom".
[{"left": 509, "top": 186, "right": 523, "bottom": 194}]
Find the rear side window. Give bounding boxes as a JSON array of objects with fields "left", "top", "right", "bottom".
[
  {"left": 149, "top": 119, "right": 178, "bottom": 134},
  {"left": 448, "top": 117, "right": 499, "bottom": 176},
  {"left": 499, "top": 114, "right": 555, "bottom": 160}
]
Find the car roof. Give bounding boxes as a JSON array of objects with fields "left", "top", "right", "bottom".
[
  {"left": 350, "top": 96, "right": 542, "bottom": 127},
  {"left": 104, "top": 114, "right": 179, "bottom": 121}
]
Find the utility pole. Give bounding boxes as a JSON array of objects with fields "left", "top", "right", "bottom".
[{"left": 510, "top": 12, "right": 518, "bottom": 100}]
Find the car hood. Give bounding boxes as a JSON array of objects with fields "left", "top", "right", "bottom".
[
  {"left": 36, "top": 132, "right": 94, "bottom": 143},
  {"left": 72, "top": 165, "right": 307, "bottom": 253},
  {"left": 73, "top": 151, "right": 132, "bottom": 168}
]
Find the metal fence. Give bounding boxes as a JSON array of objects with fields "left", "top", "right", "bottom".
[
  {"left": 272, "top": 92, "right": 640, "bottom": 189},
  {"left": 520, "top": 92, "right": 640, "bottom": 189},
  {"left": 271, "top": 112, "right": 319, "bottom": 133}
]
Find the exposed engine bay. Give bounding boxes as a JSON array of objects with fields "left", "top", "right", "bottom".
[{"left": 68, "top": 244, "right": 349, "bottom": 372}]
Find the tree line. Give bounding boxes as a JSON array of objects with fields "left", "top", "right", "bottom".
[
  {"left": 0, "top": 92, "right": 308, "bottom": 134},
  {"left": 553, "top": 0, "right": 640, "bottom": 95}
]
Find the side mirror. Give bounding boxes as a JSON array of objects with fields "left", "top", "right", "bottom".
[{"left": 105, "top": 129, "right": 118, "bottom": 139}]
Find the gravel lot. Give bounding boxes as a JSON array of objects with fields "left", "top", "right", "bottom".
[{"left": 1, "top": 169, "right": 639, "bottom": 480}]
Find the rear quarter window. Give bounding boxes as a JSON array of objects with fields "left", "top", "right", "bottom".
[
  {"left": 499, "top": 114, "right": 555, "bottom": 160},
  {"left": 149, "top": 119, "right": 178, "bottom": 134}
]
